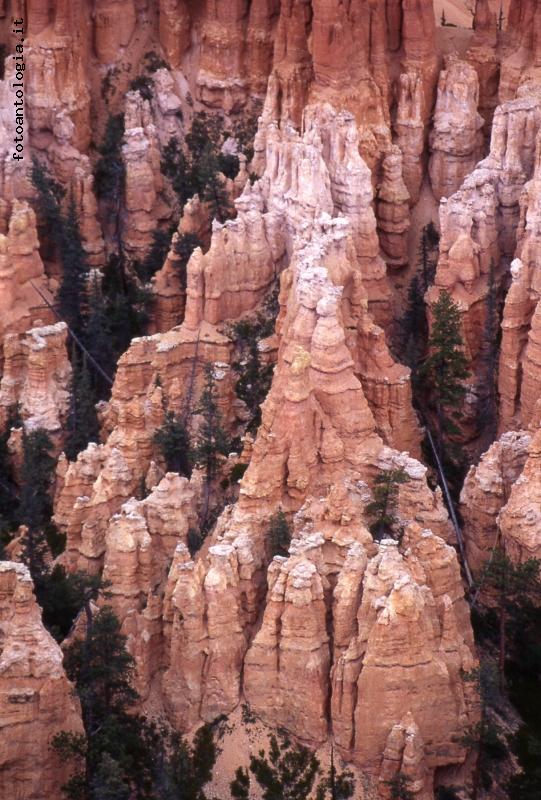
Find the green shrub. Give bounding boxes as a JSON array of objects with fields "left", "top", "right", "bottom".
[
  {"left": 269, "top": 510, "right": 291, "bottom": 557},
  {"left": 129, "top": 74, "right": 154, "bottom": 101},
  {"left": 153, "top": 412, "right": 192, "bottom": 477}
]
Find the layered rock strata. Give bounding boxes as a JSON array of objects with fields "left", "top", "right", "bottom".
[
  {"left": 460, "top": 430, "right": 531, "bottom": 574},
  {"left": 55, "top": 327, "right": 237, "bottom": 574},
  {"left": 429, "top": 84, "right": 541, "bottom": 433},
  {"left": 0, "top": 321, "right": 71, "bottom": 434},
  {"left": 101, "top": 473, "right": 198, "bottom": 699},
  {"left": 157, "top": 203, "right": 473, "bottom": 793},
  {"left": 0, "top": 562, "right": 83, "bottom": 800},
  {"left": 498, "top": 429, "right": 541, "bottom": 563},
  {"left": 0, "top": 201, "right": 53, "bottom": 343},
  {"left": 429, "top": 56, "right": 484, "bottom": 201},
  {"left": 498, "top": 142, "right": 541, "bottom": 432}
]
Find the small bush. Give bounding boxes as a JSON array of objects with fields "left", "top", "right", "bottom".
[
  {"left": 217, "top": 152, "right": 240, "bottom": 180},
  {"left": 366, "top": 466, "right": 410, "bottom": 542},
  {"left": 136, "top": 227, "right": 175, "bottom": 282},
  {"left": 173, "top": 232, "right": 203, "bottom": 290},
  {"left": 230, "top": 462, "right": 248, "bottom": 483},
  {"left": 129, "top": 74, "right": 154, "bottom": 101},
  {"left": 143, "top": 51, "right": 170, "bottom": 73},
  {"left": 269, "top": 510, "right": 291, "bottom": 557},
  {"left": 187, "top": 527, "right": 202, "bottom": 557},
  {"left": 94, "top": 114, "right": 125, "bottom": 201},
  {"left": 153, "top": 412, "right": 192, "bottom": 477}
]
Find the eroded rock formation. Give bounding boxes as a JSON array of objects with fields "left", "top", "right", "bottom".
[
  {"left": 429, "top": 56, "right": 484, "bottom": 201},
  {"left": 0, "top": 562, "right": 83, "bottom": 800},
  {"left": 460, "top": 430, "right": 531, "bottom": 574},
  {"left": 98, "top": 473, "right": 198, "bottom": 699},
  {"left": 0, "top": 201, "right": 53, "bottom": 343},
  {"left": 498, "top": 429, "right": 541, "bottom": 563},
  {"left": 0, "top": 321, "right": 71, "bottom": 435},
  {"left": 5, "top": 2, "right": 541, "bottom": 796}
]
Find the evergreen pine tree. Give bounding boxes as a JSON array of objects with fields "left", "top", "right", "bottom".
[
  {"left": 16, "top": 426, "right": 107, "bottom": 641},
  {"left": 57, "top": 193, "right": 89, "bottom": 335},
  {"left": 366, "top": 466, "right": 410, "bottom": 542},
  {"left": 231, "top": 767, "right": 250, "bottom": 800},
  {"left": 83, "top": 272, "right": 116, "bottom": 397},
  {"left": 66, "top": 350, "right": 100, "bottom": 462},
  {"left": 419, "top": 223, "right": 438, "bottom": 290},
  {"left": 386, "top": 773, "right": 415, "bottom": 800},
  {"left": 19, "top": 428, "right": 56, "bottom": 587},
  {"left": 94, "top": 114, "right": 126, "bottom": 203},
  {"left": 158, "top": 723, "right": 217, "bottom": 800},
  {"left": 153, "top": 411, "right": 192, "bottom": 477},
  {"left": 0, "top": 405, "right": 20, "bottom": 547},
  {"left": 233, "top": 335, "right": 274, "bottom": 431},
  {"left": 268, "top": 510, "right": 291, "bottom": 557},
  {"left": 239, "top": 732, "right": 321, "bottom": 800},
  {"left": 137, "top": 227, "right": 175, "bottom": 282},
  {"left": 42, "top": 567, "right": 104, "bottom": 644},
  {"left": 399, "top": 225, "right": 438, "bottom": 370},
  {"left": 202, "top": 169, "right": 233, "bottom": 224},
  {"left": 55, "top": 601, "right": 217, "bottom": 800},
  {"left": 477, "top": 260, "right": 499, "bottom": 440},
  {"left": 91, "top": 754, "right": 130, "bottom": 800},
  {"left": 186, "top": 113, "right": 223, "bottom": 167},
  {"left": 160, "top": 136, "right": 194, "bottom": 207},
  {"left": 193, "top": 370, "right": 230, "bottom": 479},
  {"left": 30, "top": 157, "right": 65, "bottom": 256},
  {"left": 401, "top": 274, "right": 427, "bottom": 371},
  {"left": 230, "top": 310, "right": 276, "bottom": 431},
  {"left": 420, "top": 290, "right": 470, "bottom": 443},
  {"left": 315, "top": 747, "right": 355, "bottom": 800},
  {"left": 461, "top": 663, "right": 506, "bottom": 798},
  {"left": 193, "top": 363, "right": 231, "bottom": 522},
  {"left": 31, "top": 160, "right": 88, "bottom": 335},
  {"left": 480, "top": 548, "right": 541, "bottom": 689}
]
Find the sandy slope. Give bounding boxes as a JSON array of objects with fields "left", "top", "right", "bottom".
[{"left": 433, "top": 0, "right": 510, "bottom": 29}]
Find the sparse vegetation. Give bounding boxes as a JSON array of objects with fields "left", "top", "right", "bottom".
[
  {"left": 268, "top": 510, "right": 291, "bottom": 557},
  {"left": 161, "top": 112, "right": 239, "bottom": 222},
  {"left": 94, "top": 114, "right": 126, "bottom": 203},
  {"left": 193, "top": 364, "right": 232, "bottom": 525},
  {"left": 136, "top": 226, "right": 176, "bottom": 283},
  {"left": 54, "top": 600, "right": 217, "bottom": 799},
  {"left": 420, "top": 289, "right": 470, "bottom": 445},
  {"left": 153, "top": 411, "right": 192, "bottom": 477},
  {"left": 65, "top": 350, "right": 100, "bottom": 462},
  {"left": 143, "top": 51, "right": 170, "bottom": 73},
  {"left": 229, "top": 291, "right": 278, "bottom": 431},
  {"left": 129, "top": 74, "right": 154, "bottom": 102},
  {"left": 173, "top": 232, "right": 203, "bottom": 289},
  {"left": 231, "top": 733, "right": 354, "bottom": 800},
  {"left": 366, "top": 466, "right": 410, "bottom": 542},
  {"left": 386, "top": 772, "right": 414, "bottom": 800}
]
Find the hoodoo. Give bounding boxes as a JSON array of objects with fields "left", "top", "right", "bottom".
[{"left": 0, "top": 2, "right": 539, "bottom": 799}]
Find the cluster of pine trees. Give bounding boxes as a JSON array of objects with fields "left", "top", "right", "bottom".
[{"left": 31, "top": 158, "right": 115, "bottom": 462}]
